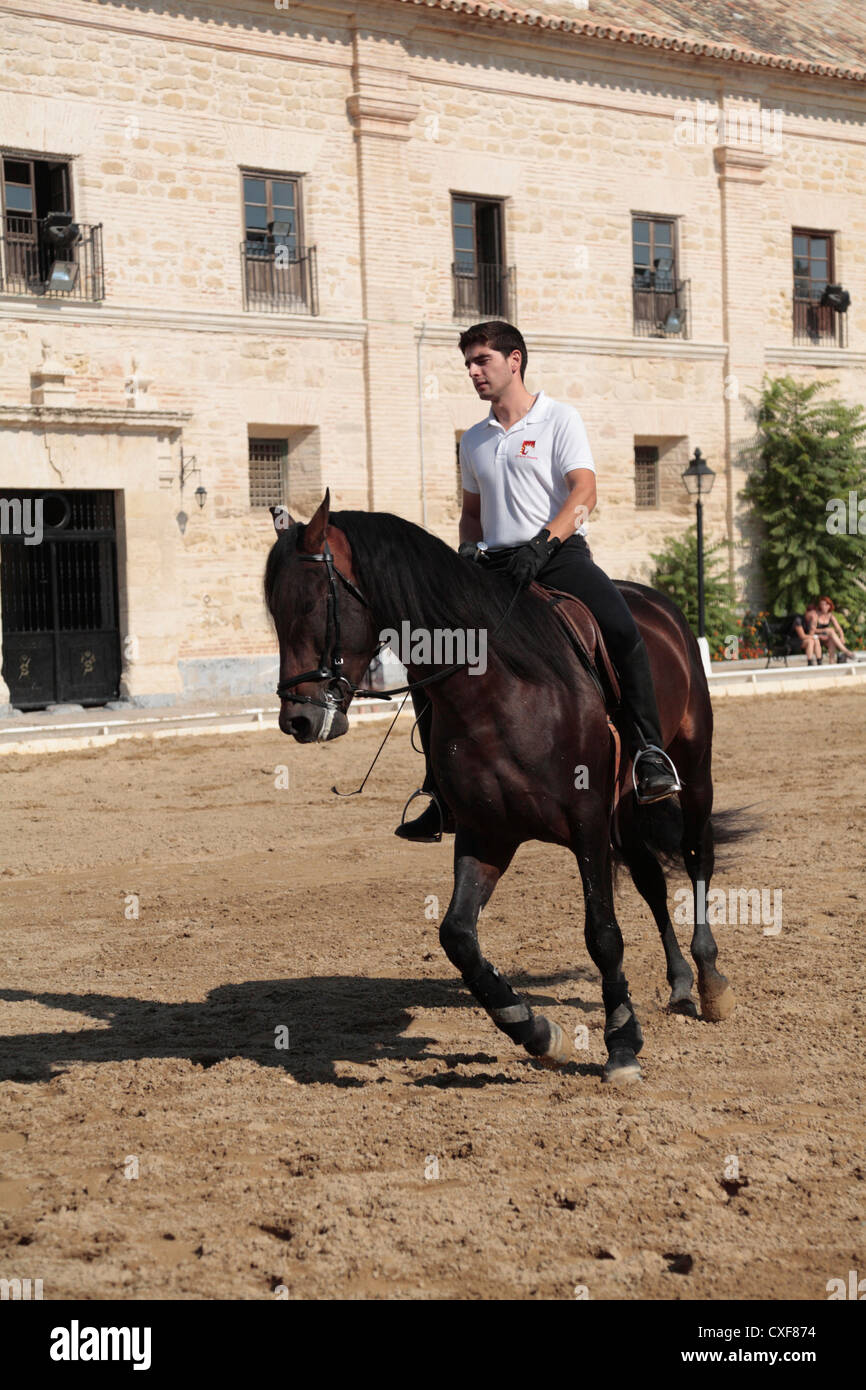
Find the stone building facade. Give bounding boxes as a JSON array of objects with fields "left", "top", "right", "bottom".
[{"left": 0, "top": 0, "right": 864, "bottom": 708}]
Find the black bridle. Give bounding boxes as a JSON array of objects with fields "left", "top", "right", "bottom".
[
  {"left": 275, "top": 541, "right": 378, "bottom": 712},
  {"left": 275, "top": 540, "right": 522, "bottom": 712}
]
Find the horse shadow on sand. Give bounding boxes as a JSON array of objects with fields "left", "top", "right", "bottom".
[{"left": 0, "top": 967, "right": 604, "bottom": 1087}]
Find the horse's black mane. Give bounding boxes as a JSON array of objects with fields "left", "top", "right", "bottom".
[{"left": 265, "top": 510, "right": 577, "bottom": 687}]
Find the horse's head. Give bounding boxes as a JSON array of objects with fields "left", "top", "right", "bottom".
[{"left": 265, "top": 491, "right": 377, "bottom": 742}]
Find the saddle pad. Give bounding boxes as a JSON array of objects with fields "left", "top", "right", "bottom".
[{"left": 528, "top": 582, "right": 622, "bottom": 709}]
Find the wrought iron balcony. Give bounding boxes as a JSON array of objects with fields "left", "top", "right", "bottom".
[
  {"left": 241, "top": 240, "right": 318, "bottom": 315},
  {"left": 793, "top": 291, "right": 847, "bottom": 347},
  {"left": 632, "top": 272, "right": 690, "bottom": 338},
  {"left": 0, "top": 215, "right": 104, "bottom": 301},
  {"left": 452, "top": 261, "right": 516, "bottom": 320}
]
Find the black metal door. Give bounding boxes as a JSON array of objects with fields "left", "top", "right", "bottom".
[{"left": 0, "top": 489, "right": 121, "bottom": 709}]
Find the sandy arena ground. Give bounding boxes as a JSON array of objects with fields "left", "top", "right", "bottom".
[{"left": 0, "top": 687, "right": 863, "bottom": 1301}]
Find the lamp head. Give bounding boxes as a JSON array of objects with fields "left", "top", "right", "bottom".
[{"left": 682, "top": 447, "right": 716, "bottom": 497}]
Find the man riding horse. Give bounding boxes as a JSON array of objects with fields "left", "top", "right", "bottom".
[{"left": 396, "top": 319, "right": 681, "bottom": 842}]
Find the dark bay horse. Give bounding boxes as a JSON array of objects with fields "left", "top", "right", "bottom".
[{"left": 265, "top": 492, "right": 735, "bottom": 1083}]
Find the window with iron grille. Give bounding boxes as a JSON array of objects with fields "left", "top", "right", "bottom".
[
  {"left": 632, "top": 215, "right": 689, "bottom": 338},
  {"left": 248, "top": 438, "right": 288, "bottom": 508},
  {"left": 240, "top": 170, "right": 317, "bottom": 314},
  {"left": 451, "top": 195, "right": 512, "bottom": 319},
  {"left": 634, "top": 446, "right": 659, "bottom": 508},
  {"left": 792, "top": 228, "right": 843, "bottom": 345},
  {"left": 1, "top": 153, "right": 104, "bottom": 302}
]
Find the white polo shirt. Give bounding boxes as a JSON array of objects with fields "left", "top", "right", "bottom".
[{"left": 459, "top": 390, "right": 595, "bottom": 548}]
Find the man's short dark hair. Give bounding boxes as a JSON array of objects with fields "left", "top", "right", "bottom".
[{"left": 458, "top": 321, "right": 527, "bottom": 380}]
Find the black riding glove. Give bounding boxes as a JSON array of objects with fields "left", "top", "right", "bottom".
[
  {"left": 458, "top": 541, "right": 481, "bottom": 562},
  {"left": 504, "top": 528, "right": 561, "bottom": 588}
]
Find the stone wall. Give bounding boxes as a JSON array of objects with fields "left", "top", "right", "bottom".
[{"left": 1, "top": 0, "right": 864, "bottom": 703}]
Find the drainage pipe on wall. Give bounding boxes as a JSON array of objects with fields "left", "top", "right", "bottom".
[{"left": 416, "top": 319, "right": 429, "bottom": 531}]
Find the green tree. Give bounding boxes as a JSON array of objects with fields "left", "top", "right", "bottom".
[
  {"left": 742, "top": 376, "right": 866, "bottom": 623},
  {"left": 649, "top": 526, "right": 737, "bottom": 646}
]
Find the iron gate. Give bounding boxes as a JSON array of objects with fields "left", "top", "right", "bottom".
[{"left": 0, "top": 489, "right": 121, "bottom": 709}]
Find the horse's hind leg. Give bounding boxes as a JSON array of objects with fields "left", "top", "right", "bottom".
[
  {"left": 575, "top": 825, "right": 644, "bottom": 1084},
  {"left": 439, "top": 829, "right": 573, "bottom": 1067},
  {"left": 680, "top": 776, "right": 735, "bottom": 1022},
  {"left": 619, "top": 819, "right": 697, "bottom": 1017}
]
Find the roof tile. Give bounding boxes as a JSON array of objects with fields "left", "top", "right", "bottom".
[{"left": 402, "top": 0, "right": 866, "bottom": 81}]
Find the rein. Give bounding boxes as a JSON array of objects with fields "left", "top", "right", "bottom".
[{"left": 275, "top": 540, "right": 523, "bottom": 713}]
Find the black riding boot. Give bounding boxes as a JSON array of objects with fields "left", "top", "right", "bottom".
[
  {"left": 394, "top": 695, "right": 456, "bottom": 842},
  {"left": 615, "top": 637, "right": 682, "bottom": 803}
]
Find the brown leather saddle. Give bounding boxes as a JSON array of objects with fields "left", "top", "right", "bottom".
[{"left": 529, "top": 582, "right": 621, "bottom": 710}]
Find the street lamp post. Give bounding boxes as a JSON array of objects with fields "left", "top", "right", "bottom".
[
  {"left": 681, "top": 447, "right": 716, "bottom": 667},
  {"left": 696, "top": 480, "right": 706, "bottom": 638}
]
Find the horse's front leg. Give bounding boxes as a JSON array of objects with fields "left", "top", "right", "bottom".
[{"left": 439, "top": 828, "right": 573, "bottom": 1067}]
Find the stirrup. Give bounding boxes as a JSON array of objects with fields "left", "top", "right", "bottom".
[
  {"left": 398, "top": 788, "right": 444, "bottom": 842},
  {"left": 631, "top": 744, "right": 683, "bottom": 803}
]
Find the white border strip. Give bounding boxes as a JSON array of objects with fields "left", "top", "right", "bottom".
[
  {"left": 0, "top": 697, "right": 409, "bottom": 756},
  {"left": 0, "top": 666, "right": 861, "bottom": 754},
  {"left": 709, "top": 659, "right": 866, "bottom": 696}
]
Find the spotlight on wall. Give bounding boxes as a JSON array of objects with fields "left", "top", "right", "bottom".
[
  {"left": 821, "top": 283, "right": 851, "bottom": 313},
  {"left": 42, "top": 211, "right": 79, "bottom": 247},
  {"left": 268, "top": 219, "right": 294, "bottom": 244},
  {"left": 41, "top": 212, "right": 82, "bottom": 294},
  {"left": 46, "top": 259, "right": 80, "bottom": 292}
]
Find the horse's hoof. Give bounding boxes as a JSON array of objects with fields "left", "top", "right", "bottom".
[
  {"left": 700, "top": 982, "right": 735, "bottom": 1022},
  {"left": 533, "top": 1018, "right": 574, "bottom": 1069},
  {"left": 667, "top": 995, "right": 698, "bottom": 1018},
  {"left": 700, "top": 978, "right": 733, "bottom": 1023},
  {"left": 602, "top": 1049, "right": 642, "bottom": 1084}
]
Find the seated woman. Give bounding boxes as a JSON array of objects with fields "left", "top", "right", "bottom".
[
  {"left": 812, "top": 596, "right": 856, "bottom": 663},
  {"left": 790, "top": 605, "right": 820, "bottom": 664}
]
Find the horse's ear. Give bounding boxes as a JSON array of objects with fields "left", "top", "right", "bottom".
[
  {"left": 302, "top": 489, "right": 330, "bottom": 552},
  {"left": 270, "top": 505, "right": 295, "bottom": 534}
]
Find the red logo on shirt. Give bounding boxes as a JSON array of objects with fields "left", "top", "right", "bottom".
[{"left": 519, "top": 440, "right": 536, "bottom": 456}]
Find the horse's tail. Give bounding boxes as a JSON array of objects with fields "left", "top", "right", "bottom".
[
  {"left": 631, "top": 798, "right": 684, "bottom": 867},
  {"left": 613, "top": 800, "right": 760, "bottom": 874},
  {"left": 709, "top": 804, "right": 762, "bottom": 867},
  {"left": 711, "top": 805, "right": 760, "bottom": 842}
]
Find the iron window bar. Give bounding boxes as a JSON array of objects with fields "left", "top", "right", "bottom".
[
  {"left": 0, "top": 215, "right": 104, "bottom": 301},
  {"left": 632, "top": 274, "right": 691, "bottom": 339},
  {"left": 241, "top": 240, "right": 318, "bottom": 315},
  {"left": 792, "top": 287, "right": 847, "bottom": 347},
  {"left": 452, "top": 261, "right": 516, "bottom": 320}
]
